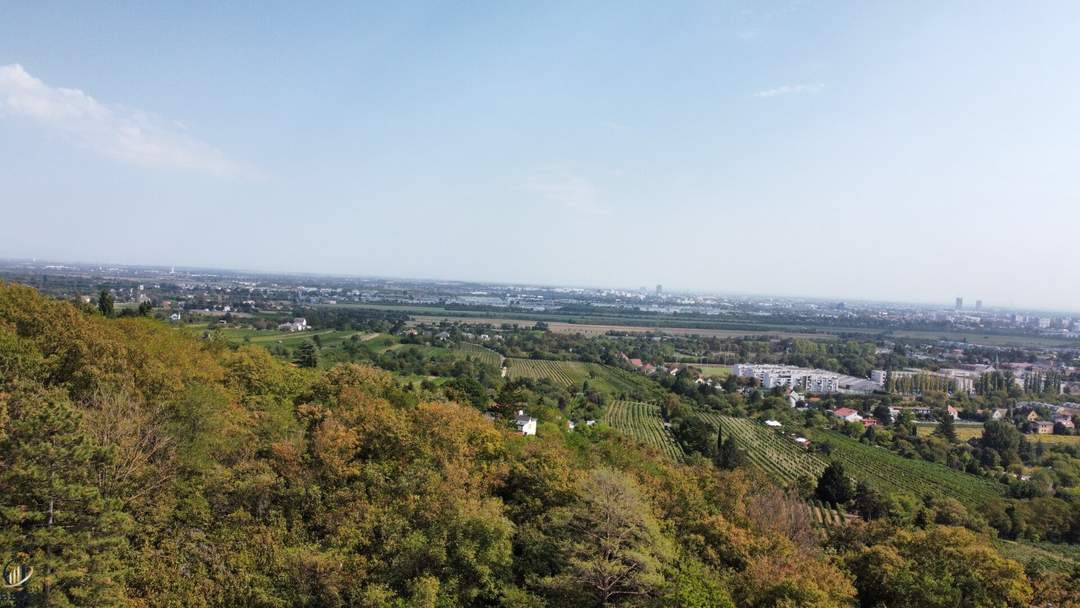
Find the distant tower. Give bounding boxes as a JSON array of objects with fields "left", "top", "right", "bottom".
[
  {"left": 955, "top": 297, "right": 963, "bottom": 310},
  {"left": 975, "top": 300, "right": 983, "bottom": 311},
  {"left": 656, "top": 284, "right": 663, "bottom": 296}
]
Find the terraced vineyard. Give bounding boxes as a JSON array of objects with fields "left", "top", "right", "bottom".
[
  {"left": 456, "top": 343, "right": 503, "bottom": 368},
  {"left": 809, "top": 499, "right": 850, "bottom": 530},
  {"left": 603, "top": 400, "right": 685, "bottom": 461},
  {"left": 506, "top": 358, "right": 587, "bottom": 386},
  {"left": 804, "top": 428, "right": 1004, "bottom": 507},
  {"left": 700, "top": 413, "right": 827, "bottom": 484}
]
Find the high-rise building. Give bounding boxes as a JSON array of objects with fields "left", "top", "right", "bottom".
[
  {"left": 656, "top": 284, "right": 663, "bottom": 295},
  {"left": 975, "top": 300, "right": 983, "bottom": 310},
  {"left": 955, "top": 297, "right": 963, "bottom": 310}
]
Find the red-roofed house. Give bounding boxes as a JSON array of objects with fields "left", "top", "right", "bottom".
[{"left": 833, "top": 407, "right": 863, "bottom": 423}]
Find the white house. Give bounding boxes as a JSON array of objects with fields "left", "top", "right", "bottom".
[
  {"left": 513, "top": 410, "right": 537, "bottom": 436},
  {"left": 277, "top": 317, "right": 308, "bottom": 332}
]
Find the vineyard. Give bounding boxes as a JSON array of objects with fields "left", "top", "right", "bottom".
[
  {"left": 456, "top": 343, "right": 503, "bottom": 368},
  {"left": 603, "top": 400, "right": 685, "bottom": 461},
  {"left": 700, "top": 413, "right": 827, "bottom": 485},
  {"left": 804, "top": 428, "right": 1004, "bottom": 507},
  {"left": 808, "top": 499, "right": 852, "bottom": 530},
  {"left": 585, "top": 363, "right": 661, "bottom": 397},
  {"left": 505, "top": 358, "right": 587, "bottom": 386}
]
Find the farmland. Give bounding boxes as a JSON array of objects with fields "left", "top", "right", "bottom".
[
  {"left": 701, "top": 414, "right": 827, "bottom": 484},
  {"left": 504, "top": 358, "right": 663, "bottom": 398},
  {"left": 506, "top": 358, "right": 588, "bottom": 386},
  {"left": 603, "top": 400, "right": 685, "bottom": 461},
  {"left": 920, "top": 422, "right": 1080, "bottom": 446},
  {"left": 804, "top": 428, "right": 1004, "bottom": 507},
  {"left": 584, "top": 364, "right": 663, "bottom": 398},
  {"left": 888, "top": 329, "right": 1076, "bottom": 348},
  {"left": 808, "top": 499, "right": 852, "bottom": 529},
  {"left": 695, "top": 414, "right": 1005, "bottom": 508},
  {"left": 456, "top": 342, "right": 503, "bottom": 368},
  {"left": 208, "top": 326, "right": 373, "bottom": 349}
]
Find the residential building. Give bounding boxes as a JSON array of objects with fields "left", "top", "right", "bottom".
[
  {"left": 513, "top": 410, "right": 537, "bottom": 436},
  {"left": 833, "top": 407, "right": 863, "bottom": 423},
  {"left": 277, "top": 317, "right": 308, "bottom": 332},
  {"left": 871, "top": 370, "right": 887, "bottom": 387}
]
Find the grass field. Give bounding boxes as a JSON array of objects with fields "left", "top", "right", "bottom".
[
  {"left": 603, "top": 400, "right": 685, "bottom": 461},
  {"left": 211, "top": 327, "right": 372, "bottom": 349},
  {"left": 918, "top": 422, "right": 1080, "bottom": 445},
  {"left": 694, "top": 364, "right": 731, "bottom": 378},
  {"left": 1027, "top": 433, "right": 1080, "bottom": 445}
]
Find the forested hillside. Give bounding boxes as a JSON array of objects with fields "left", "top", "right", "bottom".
[{"left": 0, "top": 283, "right": 1062, "bottom": 607}]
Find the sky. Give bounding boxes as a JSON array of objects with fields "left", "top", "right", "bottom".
[{"left": 1, "top": 2, "right": 1079, "bottom": 310}]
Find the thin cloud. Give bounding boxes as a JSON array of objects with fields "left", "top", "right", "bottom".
[
  {"left": 0, "top": 63, "right": 256, "bottom": 177},
  {"left": 526, "top": 167, "right": 611, "bottom": 216},
  {"left": 753, "top": 83, "right": 825, "bottom": 98}
]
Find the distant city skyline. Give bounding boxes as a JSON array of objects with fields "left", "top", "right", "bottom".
[
  {"left": 3, "top": 3, "right": 1080, "bottom": 309},
  {"left": 6, "top": 255, "right": 1077, "bottom": 316}
]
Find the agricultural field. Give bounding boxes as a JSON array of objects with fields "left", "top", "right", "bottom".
[
  {"left": 455, "top": 342, "right": 503, "bottom": 368},
  {"left": 407, "top": 314, "right": 837, "bottom": 340},
  {"left": 808, "top": 499, "right": 853, "bottom": 530},
  {"left": 701, "top": 414, "right": 827, "bottom": 484},
  {"left": 915, "top": 422, "right": 985, "bottom": 441},
  {"left": 804, "top": 429, "right": 1004, "bottom": 507},
  {"left": 505, "top": 358, "right": 588, "bottom": 386},
  {"left": 920, "top": 422, "right": 1080, "bottom": 445},
  {"left": 888, "top": 329, "right": 1076, "bottom": 348},
  {"left": 693, "top": 364, "right": 731, "bottom": 378},
  {"left": 584, "top": 363, "right": 663, "bottom": 398},
  {"left": 996, "top": 540, "right": 1079, "bottom": 575},
  {"left": 1028, "top": 433, "right": 1080, "bottom": 445},
  {"left": 603, "top": 400, "right": 685, "bottom": 461},
  {"left": 213, "top": 327, "right": 371, "bottom": 348}
]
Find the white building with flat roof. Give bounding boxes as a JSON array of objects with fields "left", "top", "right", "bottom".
[{"left": 732, "top": 364, "right": 866, "bottom": 394}]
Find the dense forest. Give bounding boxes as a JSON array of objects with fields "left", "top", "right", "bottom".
[{"left": 0, "top": 282, "right": 1073, "bottom": 607}]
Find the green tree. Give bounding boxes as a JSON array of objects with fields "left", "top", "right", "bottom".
[
  {"left": 0, "top": 383, "right": 130, "bottom": 607},
  {"left": 294, "top": 342, "right": 319, "bottom": 368},
  {"left": 543, "top": 468, "right": 672, "bottom": 605},
  {"left": 934, "top": 409, "right": 957, "bottom": 442},
  {"left": 714, "top": 436, "right": 745, "bottom": 471},
  {"left": 846, "top": 525, "right": 1031, "bottom": 607},
  {"left": 97, "top": 290, "right": 114, "bottom": 317},
  {"left": 853, "top": 480, "right": 890, "bottom": 521},
  {"left": 815, "top": 461, "right": 854, "bottom": 506}
]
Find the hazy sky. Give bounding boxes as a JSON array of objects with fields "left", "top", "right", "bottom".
[{"left": 2, "top": 2, "right": 1079, "bottom": 309}]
